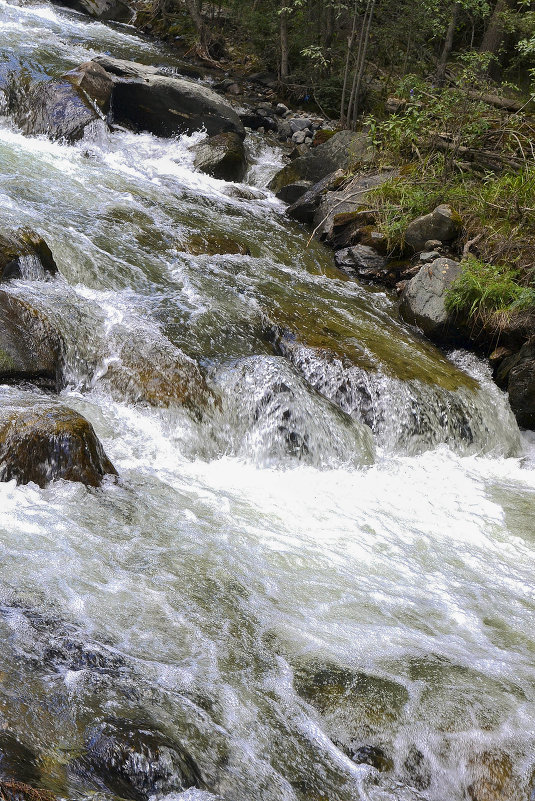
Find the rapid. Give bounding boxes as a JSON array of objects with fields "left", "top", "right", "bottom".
[{"left": 1, "top": 2, "right": 535, "bottom": 799}]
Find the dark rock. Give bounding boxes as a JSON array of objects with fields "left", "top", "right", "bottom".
[
  {"left": 0, "top": 733, "right": 41, "bottom": 784},
  {"left": 0, "top": 291, "right": 63, "bottom": 387},
  {"left": 14, "top": 79, "right": 101, "bottom": 141},
  {"left": 192, "top": 132, "right": 247, "bottom": 182},
  {"left": 349, "top": 744, "right": 393, "bottom": 772},
  {"left": 0, "top": 229, "right": 58, "bottom": 281},
  {"left": 268, "top": 131, "right": 373, "bottom": 196},
  {"left": 276, "top": 120, "right": 292, "bottom": 140},
  {"left": 52, "top": 0, "right": 133, "bottom": 22},
  {"left": 74, "top": 718, "right": 202, "bottom": 800},
  {"left": 399, "top": 257, "right": 463, "bottom": 342},
  {"left": 275, "top": 103, "right": 288, "bottom": 116},
  {"left": 497, "top": 343, "right": 535, "bottom": 429},
  {"left": 405, "top": 204, "right": 462, "bottom": 253},
  {"left": 91, "top": 56, "right": 245, "bottom": 139},
  {"left": 286, "top": 169, "right": 346, "bottom": 223},
  {"left": 403, "top": 746, "right": 431, "bottom": 791},
  {"left": 0, "top": 403, "right": 117, "bottom": 487},
  {"left": 334, "top": 245, "right": 388, "bottom": 282},
  {"left": 63, "top": 61, "right": 114, "bottom": 112},
  {"left": 275, "top": 181, "right": 313, "bottom": 204}
]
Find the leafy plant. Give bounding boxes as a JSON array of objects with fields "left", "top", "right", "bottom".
[{"left": 445, "top": 256, "right": 535, "bottom": 317}]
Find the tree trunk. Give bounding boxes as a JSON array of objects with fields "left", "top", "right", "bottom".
[
  {"left": 348, "top": 0, "right": 376, "bottom": 126},
  {"left": 480, "top": 0, "right": 508, "bottom": 56},
  {"left": 340, "top": 0, "right": 359, "bottom": 125},
  {"left": 185, "top": 0, "right": 206, "bottom": 44},
  {"left": 280, "top": 4, "right": 289, "bottom": 81},
  {"left": 435, "top": 2, "right": 460, "bottom": 87}
]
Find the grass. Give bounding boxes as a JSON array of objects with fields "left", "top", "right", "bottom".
[{"left": 445, "top": 256, "right": 535, "bottom": 317}]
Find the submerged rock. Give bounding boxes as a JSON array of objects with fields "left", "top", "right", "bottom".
[
  {"left": 349, "top": 744, "right": 393, "bottom": 772},
  {"left": 404, "top": 204, "right": 462, "bottom": 253},
  {"left": 467, "top": 750, "right": 518, "bottom": 801},
  {"left": 73, "top": 718, "right": 202, "bottom": 800},
  {"left": 0, "top": 403, "right": 117, "bottom": 487},
  {"left": 0, "top": 229, "right": 58, "bottom": 281},
  {"left": 105, "top": 338, "right": 216, "bottom": 412},
  {"left": 0, "top": 733, "right": 41, "bottom": 784},
  {"left": 192, "top": 132, "right": 247, "bottom": 182},
  {"left": 399, "top": 257, "right": 463, "bottom": 343},
  {"left": 0, "top": 291, "right": 63, "bottom": 388}
]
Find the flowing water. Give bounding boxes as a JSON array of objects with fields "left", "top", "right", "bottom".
[{"left": 1, "top": 3, "right": 535, "bottom": 800}]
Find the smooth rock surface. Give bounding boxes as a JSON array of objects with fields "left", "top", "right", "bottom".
[
  {"left": 0, "top": 228, "right": 58, "bottom": 281},
  {"left": 334, "top": 245, "right": 387, "bottom": 281},
  {"left": 399, "top": 257, "right": 462, "bottom": 341},
  {"left": 405, "top": 204, "right": 462, "bottom": 253},
  {"left": 15, "top": 79, "right": 100, "bottom": 141}
]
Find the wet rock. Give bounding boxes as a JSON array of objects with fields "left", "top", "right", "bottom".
[
  {"left": 334, "top": 245, "right": 388, "bottom": 282},
  {"left": 467, "top": 750, "right": 518, "bottom": 801},
  {"left": 192, "top": 132, "right": 247, "bottom": 182},
  {"left": 0, "top": 782, "right": 55, "bottom": 801},
  {"left": 0, "top": 229, "right": 58, "bottom": 281},
  {"left": 399, "top": 257, "right": 463, "bottom": 343},
  {"left": 286, "top": 170, "right": 346, "bottom": 224},
  {"left": 62, "top": 61, "right": 114, "bottom": 113},
  {"left": 224, "top": 186, "right": 266, "bottom": 201},
  {"left": 0, "top": 291, "right": 63, "bottom": 388},
  {"left": 268, "top": 131, "right": 373, "bottom": 198},
  {"left": 14, "top": 79, "right": 101, "bottom": 142},
  {"left": 404, "top": 204, "right": 462, "bottom": 253},
  {"left": 105, "top": 338, "right": 216, "bottom": 411},
  {"left": 74, "top": 718, "right": 202, "bottom": 800},
  {"left": 402, "top": 746, "right": 431, "bottom": 791},
  {"left": 52, "top": 0, "right": 133, "bottom": 22},
  {"left": 0, "top": 733, "right": 41, "bottom": 784},
  {"left": 349, "top": 744, "right": 393, "bottom": 772},
  {"left": 0, "top": 403, "right": 117, "bottom": 487},
  {"left": 92, "top": 57, "right": 245, "bottom": 139},
  {"left": 495, "top": 343, "right": 535, "bottom": 429}
]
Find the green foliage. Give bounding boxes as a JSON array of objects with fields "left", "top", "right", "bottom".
[{"left": 445, "top": 256, "right": 535, "bottom": 316}]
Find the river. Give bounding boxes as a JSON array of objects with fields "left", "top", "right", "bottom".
[{"left": 1, "top": 3, "right": 535, "bottom": 800}]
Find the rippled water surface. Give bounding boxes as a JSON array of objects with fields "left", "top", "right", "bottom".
[{"left": 1, "top": 4, "right": 535, "bottom": 800}]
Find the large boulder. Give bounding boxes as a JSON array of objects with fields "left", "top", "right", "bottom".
[
  {"left": 399, "top": 257, "right": 463, "bottom": 342},
  {"left": 92, "top": 56, "right": 245, "bottom": 139},
  {"left": 404, "top": 204, "right": 462, "bottom": 253},
  {"left": 52, "top": 0, "right": 133, "bottom": 22},
  {"left": 14, "top": 79, "right": 101, "bottom": 142},
  {"left": 268, "top": 131, "right": 373, "bottom": 199},
  {"left": 0, "top": 228, "right": 58, "bottom": 281},
  {"left": 0, "top": 291, "right": 63, "bottom": 388},
  {"left": 192, "top": 132, "right": 247, "bottom": 182},
  {"left": 0, "top": 402, "right": 117, "bottom": 487}
]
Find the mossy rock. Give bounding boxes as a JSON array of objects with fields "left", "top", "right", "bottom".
[
  {"left": 105, "top": 338, "right": 217, "bottom": 412},
  {"left": 0, "top": 404, "right": 117, "bottom": 487},
  {"left": 312, "top": 128, "right": 336, "bottom": 147},
  {"left": 0, "top": 228, "right": 58, "bottom": 281}
]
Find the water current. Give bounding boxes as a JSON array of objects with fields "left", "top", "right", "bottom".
[{"left": 1, "top": 3, "right": 535, "bottom": 799}]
